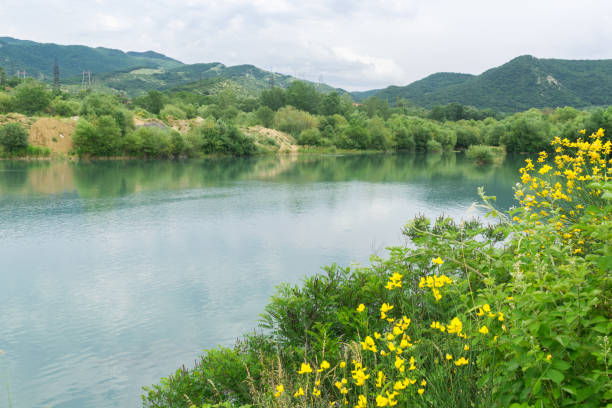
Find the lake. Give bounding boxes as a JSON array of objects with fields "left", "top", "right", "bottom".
[{"left": 0, "top": 153, "right": 521, "bottom": 407}]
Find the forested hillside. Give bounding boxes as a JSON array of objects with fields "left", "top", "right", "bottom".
[
  {"left": 0, "top": 37, "right": 182, "bottom": 79},
  {"left": 362, "top": 55, "right": 612, "bottom": 111}
]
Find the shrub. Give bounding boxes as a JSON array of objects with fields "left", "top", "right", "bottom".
[
  {"left": 160, "top": 104, "right": 187, "bottom": 120},
  {"left": 273, "top": 106, "right": 318, "bottom": 136},
  {"left": 72, "top": 115, "right": 122, "bottom": 157},
  {"left": 255, "top": 106, "right": 275, "bottom": 128},
  {"left": 50, "top": 98, "right": 80, "bottom": 117},
  {"left": 426, "top": 138, "right": 443, "bottom": 152},
  {"left": 11, "top": 80, "right": 51, "bottom": 114},
  {"left": 465, "top": 144, "right": 505, "bottom": 165},
  {"left": 0, "top": 92, "right": 11, "bottom": 113},
  {"left": 0, "top": 122, "right": 28, "bottom": 152},
  {"left": 297, "top": 128, "right": 323, "bottom": 146}
]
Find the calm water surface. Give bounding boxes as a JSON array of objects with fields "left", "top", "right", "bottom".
[{"left": 0, "top": 153, "right": 521, "bottom": 407}]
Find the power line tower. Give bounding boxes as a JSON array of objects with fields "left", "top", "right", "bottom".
[
  {"left": 81, "top": 70, "right": 92, "bottom": 89},
  {"left": 53, "top": 60, "right": 60, "bottom": 94}
]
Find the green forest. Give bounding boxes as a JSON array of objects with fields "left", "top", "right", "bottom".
[{"left": 2, "top": 70, "right": 612, "bottom": 160}]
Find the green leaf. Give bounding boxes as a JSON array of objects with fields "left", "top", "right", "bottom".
[
  {"left": 543, "top": 369, "right": 564, "bottom": 384},
  {"left": 552, "top": 359, "right": 571, "bottom": 371}
]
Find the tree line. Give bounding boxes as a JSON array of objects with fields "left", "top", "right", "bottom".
[{"left": 1, "top": 75, "right": 612, "bottom": 157}]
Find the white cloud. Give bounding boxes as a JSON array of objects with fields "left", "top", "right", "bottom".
[{"left": 2, "top": 0, "right": 612, "bottom": 90}]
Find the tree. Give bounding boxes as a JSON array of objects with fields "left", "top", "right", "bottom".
[
  {"left": 0, "top": 123, "right": 28, "bottom": 152},
  {"left": 0, "top": 67, "right": 6, "bottom": 87},
  {"left": 11, "top": 80, "right": 51, "bottom": 114},
  {"left": 146, "top": 90, "right": 164, "bottom": 115},
  {"left": 259, "top": 87, "right": 286, "bottom": 111},
  {"left": 285, "top": 81, "right": 321, "bottom": 114},
  {"left": 320, "top": 92, "right": 342, "bottom": 116},
  {"left": 255, "top": 106, "right": 275, "bottom": 128},
  {"left": 72, "top": 115, "right": 122, "bottom": 156}
]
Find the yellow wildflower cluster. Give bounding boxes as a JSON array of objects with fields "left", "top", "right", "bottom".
[
  {"left": 418, "top": 259, "right": 453, "bottom": 301},
  {"left": 513, "top": 128, "right": 610, "bottom": 253}
]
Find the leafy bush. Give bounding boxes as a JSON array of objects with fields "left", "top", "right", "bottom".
[
  {"left": 72, "top": 115, "right": 122, "bottom": 157},
  {"left": 50, "top": 98, "right": 80, "bottom": 117},
  {"left": 297, "top": 128, "right": 323, "bottom": 146},
  {"left": 0, "top": 92, "right": 11, "bottom": 113},
  {"left": 160, "top": 104, "right": 187, "bottom": 120},
  {"left": 273, "top": 106, "right": 318, "bottom": 136},
  {"left": 11, "top": 80, "right": 51, "bottom": 114},
  {"left": 465, "top": 144, "right": 505, "bottom": 165},
  {"left": 255, "top": 106, "right": 275, "bottom": 128},
  {"left": 0, "top": 122, "right": 28, "bottom": 152}
]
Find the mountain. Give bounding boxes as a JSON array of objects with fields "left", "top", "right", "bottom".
[
  {"left": 0, "top": 37, "right": 343, "bottom": 97},
  {"left": 0, "top": 37, "right": 183, "bottom": 79},
  {"left": 357, "top": 56, "right": 612, "bottom": 112},
  {"left": 89, "top": 62, "right": 341, "bottom": 96}
]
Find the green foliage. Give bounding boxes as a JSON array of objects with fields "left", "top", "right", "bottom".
[
  {"left": 273, "top": 106, "right": 318, "bottom": 135},
  {"left": 11, "top": 80, "right": 51, "bottom": 114},
  {"left": 0, "top": 122, "right": 28, "bottom": 152},
  {"left": 133, "top": 90, "right": 165, "bottom": 115},
  {"left": 49, "top": 98, "right": 80, "bottom": 117},
  {"left": 465, "top": 145, "right": 505, "bottom": 165},
  {"left": 285, "top": 81, "right": 321, "bottom": 114},
  {"left": 72, "top": 115, "right": 122, "bottom": 156},
  {"left": 259, "top": 87, "right": 286, "bottom": 111},
  {"left": 189, "top": 121, "right": 256, "bottom": 156},
  {"left": 297, "top": 128, "right": 326, "bottom": 146},
  {"left": 160, "top": 104, "right": 187, "bottom": 120},
  {"left": 255, "top": 106, "right": 275, "bottom": 128},
  {"left": 501, "top": 110, "right": 553, "bottom": 152},
  {"left": 0, "top": 92, "right": 11, "bottom": 113}
]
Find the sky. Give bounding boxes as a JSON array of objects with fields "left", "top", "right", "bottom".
[{"left": 1, "top": 0, "right": 612, "bottom": 91}]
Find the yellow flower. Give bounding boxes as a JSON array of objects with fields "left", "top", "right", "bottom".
[
  {"left": 498, "top": 312, "right": 504, "bottom": 322},
  {"left": 394, "top": 356, "right": 405, "bottom": 372},
  {"left": 446, "top": 353, "right": 453, "bottom": 360},
  {"left": 446, "top": 317, "right": 463, "bottom": 335},
  {"left": 376, "top": 395, "right": 389, "bottom": 407},
  {"left": 313, "top": 387, "right": 321, "bottom": 397},
  {"left": 356, "top": 304, "right": 366, "bottom": 313},
  {"left": 432, "top": 288, "right": 442, "bottom": 301},
  {"left": 464, "top": 344, "right": 470, "bottom": 351},
  {"left": 454, "top": 357, "right": 469, "bottom": 366},
  {"left": 418, "top": 388, "right": 425, "bottom": 395},
  {"left": 360, "top": 336, "right": 377, "bottom": 353},
  {"left": 482, "top": 304, "right": 491, "bottom": 313},
  {"left": 340, "top": 361, "right": 346, "bottom": 368},
  {"left": 356, "top": 395, "right": 367, "bottom": 408},
  {"left": 298, "top": 362, "right": 313, "bottom": 374},
  {"left": 274, "top": 384, "right": 284, "bottom": 397},
  {"left": 432, "top": 257, "right": 444, "bottom": 265},
  {"left": 318, "top": 360, "right": 330, "bottom": 372},
  {"left": 293, "top": 387, "right": 304, "bottom": 397},
  {"left": 479, "top": 326, "right": 489, "bottom": 334},
  {"left": 380, "top": 303, "right": 394, "bottom": 320},
  {"left": 376, "top": 371, "right": 385, "bottom": 387},
  {"left": 546, "top": 354, "right": 552, "bottom": 361},
  {"left": 351, "top": 363, "right": 370, "bottom": 386}
]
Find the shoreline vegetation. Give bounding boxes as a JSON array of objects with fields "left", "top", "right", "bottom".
[
  {"left": 141, "top": 130, "right": 611, "bottom": 408},
  {"left": 2, "top": 74, "right": 612, "bottom": 164}
]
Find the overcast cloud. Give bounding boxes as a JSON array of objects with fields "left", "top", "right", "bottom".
[{"left": 1, "top": 0, "right": 611, "bottom": 90}]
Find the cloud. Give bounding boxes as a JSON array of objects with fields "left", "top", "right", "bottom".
[{"left": 1, "top": 0, "right": 612, "bottom": 90}]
